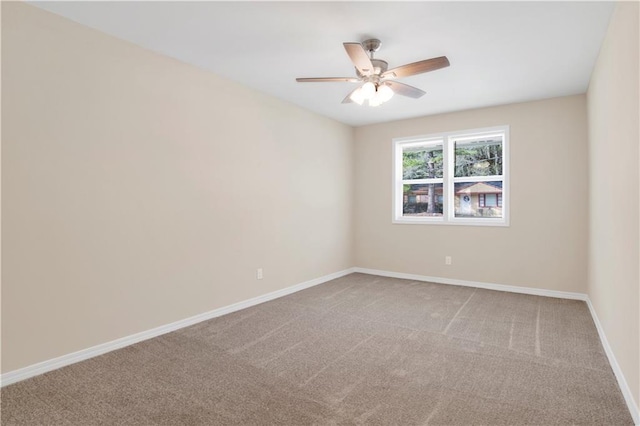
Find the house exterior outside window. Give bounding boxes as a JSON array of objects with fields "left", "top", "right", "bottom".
[{"left": 456, "top": 182, "right": 503, "bottom": 217}]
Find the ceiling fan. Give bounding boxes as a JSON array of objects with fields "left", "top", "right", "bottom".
[{"left": 296, "top": 39, "right": 450, "bottom": 107}]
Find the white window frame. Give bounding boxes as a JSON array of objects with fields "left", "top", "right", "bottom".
[{"left": 392, "top": 125, "right": 509, "bottom": 227}]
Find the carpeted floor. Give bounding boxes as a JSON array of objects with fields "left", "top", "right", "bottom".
[{"left": 1, "top": 273, "right": 633, "bottom": 425}]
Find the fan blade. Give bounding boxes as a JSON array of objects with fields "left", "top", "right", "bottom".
[
  {"left": 382, "top": 56, "right": 450, "bottom": 79},
  {"left": 385, "top": 81, "right": 426, "bottom": 99},
  {"left": 343, "top": 42, "right": 374, "bottom": 76},
  {"left": 296, "top": 77, "right": 360, "bottom": 83}
]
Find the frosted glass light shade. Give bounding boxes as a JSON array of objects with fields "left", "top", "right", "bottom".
[
  {"left": 360, "top": 82, "right": 376, "bottom": 100},
  {"left": 369, "top": 93, "right": 382, "bottom": 107},
  {"left": 349, "top": 87, "right": 365, "bottom": 105},
  {"left": 378, "top": 85, "right": 394, "bottom": 103}
]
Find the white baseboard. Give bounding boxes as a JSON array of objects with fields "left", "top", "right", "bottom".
[
  {"left": 0, "top": 267, "right": 356, "bottom": 387},
  {"left": 585, "top": 298, "right": 640, "bottom": 425},
  {"left": 354, "top": 267, "right": 638, "bottom": 424},
  {"left": 353, "top": 267, "right": 588, "bottom": 300}
]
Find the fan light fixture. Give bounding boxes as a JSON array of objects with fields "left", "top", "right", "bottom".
[
  {"left": 360, "top": 82, "right": 376, "bottom": 100},
  {"left": 349, "top": 83, "right": 394, "bottom": 107}
]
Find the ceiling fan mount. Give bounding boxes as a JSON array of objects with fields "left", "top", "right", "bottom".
[
  {"left": 296, "top": 38, "right": 450, "bottom": 106},
  {"left": 361, "top": 38, "right": 382, "bottom": 55}
]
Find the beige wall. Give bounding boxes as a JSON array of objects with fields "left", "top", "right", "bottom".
[
  {"left": 1, "top": 3, "right": 353, "bottom": 373},
  {"left": 354, "top": 95, "right": 588, "bottom": 293},
  {"left": 587, "top": 1, "right": 639, "bottom": 408}
]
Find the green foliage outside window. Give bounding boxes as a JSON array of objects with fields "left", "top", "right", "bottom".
[
  {"left": 402, "top": 147, "right": 443, "bottom": 179},
  {"left": 455, "top": 141, "right": 502, "bottom": 177}
]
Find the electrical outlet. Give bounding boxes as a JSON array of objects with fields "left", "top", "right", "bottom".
[
  {"left": 256, "top": 268, "right": 263, "bottom": 280},
  {"left": 445, "top": 256, "right": 452, "bottom": 265}
]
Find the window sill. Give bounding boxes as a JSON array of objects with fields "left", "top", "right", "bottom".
[{"left": 392, "top": 218, "right": 510, "bottom": 227}]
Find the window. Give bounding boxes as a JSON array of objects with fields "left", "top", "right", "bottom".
[
  {"left": 393, "top": 126, "right": 509, "bottom": 226},
  {"left": 479, "top": 193, "right": 502, "bottom": 208}
]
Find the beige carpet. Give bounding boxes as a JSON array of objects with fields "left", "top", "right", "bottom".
[{"left": 1, "top": 273, "right": 633, "bottom": 425}]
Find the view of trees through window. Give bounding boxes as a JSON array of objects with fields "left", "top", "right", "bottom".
[
  {"left": 402, "top": 183, "right": 444, "bottom": 216},
  {"left": 455, "top": 139, "right": 502, "bottom": 177},
  {"left": 402, "top": 145, "right": 443, "bottom": 179},
  {"left": 402, "top": 145, "right": 443, "bottom": 216}
]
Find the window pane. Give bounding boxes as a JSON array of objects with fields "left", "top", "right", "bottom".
[
  {"left": 402, "top": 144, "right": 443, "bottom": 179},
  {"left": 454, "top": 137, "right": 502, "bottom": 177},
  {"left": 454, "top": 181, "right": 503, "bottom": 218},
  {"left": 403, "top": 184, "right": 444, "bottom": 217}
]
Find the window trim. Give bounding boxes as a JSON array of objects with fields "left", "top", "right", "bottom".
[{"left": 392, "top": 125, "right": 509, "bottom": 227}]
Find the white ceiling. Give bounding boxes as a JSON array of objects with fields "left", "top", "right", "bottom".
[{"left": 30, "top": 1, "right": 614, "bottom": 127}]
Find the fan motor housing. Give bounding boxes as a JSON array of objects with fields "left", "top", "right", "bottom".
[{"left": 356, "top": 59, "right": 388, "bottom": 78}]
